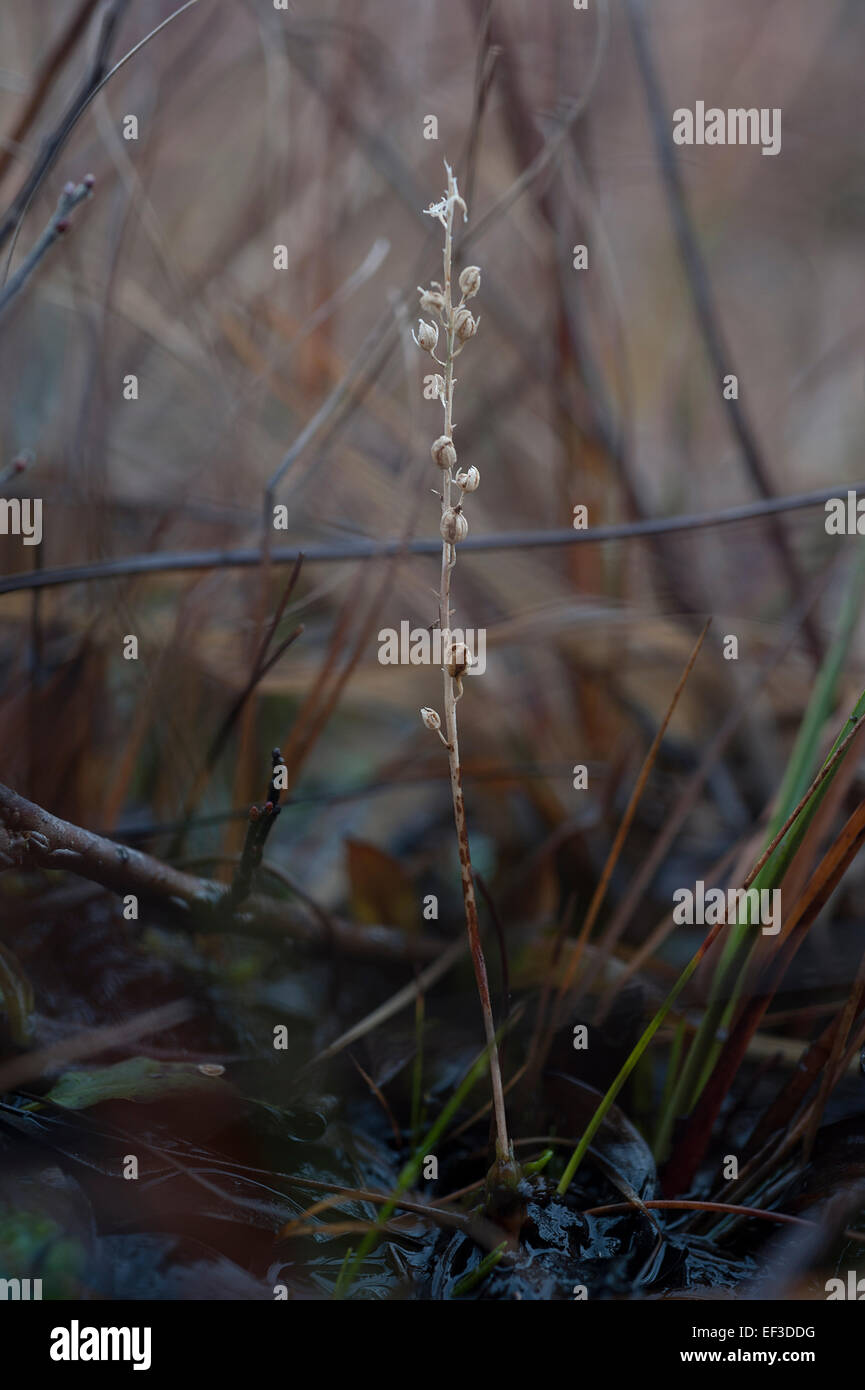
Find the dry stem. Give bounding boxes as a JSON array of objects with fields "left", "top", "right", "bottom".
[{"left": 418, "top": 164, "right": 512, "bottom": 1165}]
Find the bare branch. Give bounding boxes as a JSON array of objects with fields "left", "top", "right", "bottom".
[
  {"left": 1, "top": 482, "right": 857, "bottom": 596},
  {"left": 0, "top": 782, "right": 440, "bottom": 964},
  {"left": 0, "top": 176, "right": 93, "bottom": 319}
]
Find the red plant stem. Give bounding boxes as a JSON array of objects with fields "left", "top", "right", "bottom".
[{"left": 583, "top": 1199, "right": 812, "bottom": 1228}]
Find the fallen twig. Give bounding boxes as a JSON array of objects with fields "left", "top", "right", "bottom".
[{"left": 0, "top": 782, "right": 440, "bottom": 963}]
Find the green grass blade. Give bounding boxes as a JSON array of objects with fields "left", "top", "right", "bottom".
[
  {"left": 335, "top": 1040, "right": 493, "bottom": 1297},
  {"left": 450, "top": 1241, "right": 507, "bottom": 1297},
  {"left": 563, "top": 551, "right": 865, "bottom": 1190},
  {"left": 661, "top": 547, "right": 865, "bottom": 1126}
]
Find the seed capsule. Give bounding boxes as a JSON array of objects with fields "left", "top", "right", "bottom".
[
  {"left": 456, "top": 466, "right": 480, "bottom": 493},
  {"left": 453, "top": 307, "right": 478, "bottom": 342},
  {"left": 431, "top": 435, "right": 457, "bottom": 470},
  {"left": 414, "top": 319, "right": 439, "bottom": 352},
  {"left": 440, "top": 508, "right": 468, "bottom": 543},
  {"left": 458, "top": 265, "right": 481, "bottom": 299},
  {"left": 446, "top": 642, "right": 472, "bottom": 678},
  {"left": 420, "top": 707, "right": 442, "bottom": 731},
  {"left": 418, "top": 285, "right": 446, "bottom": 314}
]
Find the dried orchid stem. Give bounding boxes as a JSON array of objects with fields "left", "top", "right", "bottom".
[{"left": 415, "top": 163, "right": 511, "bottom": 1164}]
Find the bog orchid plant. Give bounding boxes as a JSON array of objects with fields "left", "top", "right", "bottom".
[{"left": 414, "top": 163, "right": 516, "bottom": 1185}]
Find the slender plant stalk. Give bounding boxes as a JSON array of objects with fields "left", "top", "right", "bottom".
[{"left": 415, "top": 163, "right": 512, "bottom": 1166}]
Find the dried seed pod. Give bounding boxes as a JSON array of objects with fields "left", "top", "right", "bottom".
[
  {"left": 458, "top": 265, "right": 481, "bottom": 299},
  {"left": 431, "top": 435, "right": 457, "bottom": 470},
  {"left": 453, "top": 307, "right": 478, "bottom": 342},
  {"left": 456, "top": 466, "right": 480, "bottom": 493},
  {"left": 414, "top": 318, "right": 439, "bottom": 352},
  {"left": 420, "top": 706, "right": 442, "bottom": 731},
  {"left": 418, "top": 285, "right": 446, "bottom": 314},
  {"left": 440, "top": 508, "right": 468, "bottom": 543},
  {"left": 446, "top": 642, "right": 473, "bottom": 678}
]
